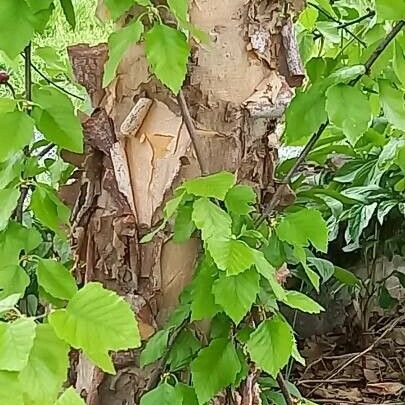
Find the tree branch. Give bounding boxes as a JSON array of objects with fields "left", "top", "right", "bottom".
[
  {"left": 177, "top": 90, "right": 207, "bottom": 175},
  {"left": 256, "top": 20, "right": 405, "bottom": 227},
  {"left": 308, "top": 1, "right": 367, "bottom": 48}
]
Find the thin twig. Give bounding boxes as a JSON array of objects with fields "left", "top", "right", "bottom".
[
  {"left": 308, "top": 1, "right": 367, "bottom": 48},
  {"left": 297, "top": 378, "right": 362, "bottom": 386},
  {"left": 21, "top": 53, "right": 85, "bottom": 101},
  {"left": 177, "top": 90, "right": 206, "bottom": 175},
  {"left": 276, "top": 373, "right": 295, "bottom": 405},
  {"left": 337, "top": 10, "right": 375, "bottom": 28},
  {"left": 256, "top": 20, "right": 405, "bottom": 227}
]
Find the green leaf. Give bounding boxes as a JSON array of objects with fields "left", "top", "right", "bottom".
[
  {"left": 167, "top": 329, "right": 201, "bottom": 371},
  {"left": 191, "top": 338, "right": 241, "bottom": 404},
  {"left": 375, "top": 0, "right": 405, "bottom": 22},
  {"left": 325, "top": 65, "right": 365, "bottom": 85},
  {"left": 394, "top": 271, "right": 405, "bottom": 288},
  {"left": 312, "top": 0, "right": 336, "bottom": 17},
  {"left": 184, "top": 172, "right": 236, "bottom": 200},
  {"left": 0, "top": 371, "right": 24, "bottom": 405},
  {"left": 55, "top": 387, "right": 85, "bottom": 405},
  {"left": 0, "top": 1, "right": 34, "bottom": 58},
  {"left": 190, "top": 258, "right": 220, "bottom": 321},
  {"left": 103, "top": 20, "right": 144, "bottom": 87},
  {"left": 344, "top": 203, "right": 377, "bottom": 248},
  {"left": 0, "top": 98, "right": 16, "bottom": 114},
  {"left": 0, "top": 318, "right": 36, "bottom": 371},
  {"left": 192, "top": 198, "right": 232, "bottom": 241},
  {"left": 30, "top": 184, "right": 70, "bottom": 237},
  {"left": 0, "top": 111, "right": 34, "bottom": 162},
  {"left": 168, "top": 0, "right": 188, "bottom": 23},
  {"left": 140, "top": 382, "right": 183, "bottom": 405},
  {"left": 0, "top": 222, "right": 41, "bottom": 267},
  {"left": 19, "top": 324, "right": 69, "bottom": 405},
  {"left": 225, "top": 185, "right": 256, "bottom": 215},
  {"left": 276, "top": 208, "right": 328, "bottom": 252},
  {"left": 292, "top": 340, "right": 305, "bottom": 366},
  {"left": 378, "top": 285, "right": 398, "bottom": 309},
  {"left": 32, "top": 86, "right": 83, "bottom": 153},
  {"left": 173, "top": 203, "right": 195, "bottom": 243},
  {"left": 379, "top": 80, "right": 405, "bottom": 131},
  {"left": 294, "top": 245, "right": 320, "bottom": 291},
  {"left": 334, "top": 266, "right": 360, "bottom": 286},
  {"left": 377, "top": 201, "right": 397, "bottom": 225},
  {"left": 27, "top": 0, "right": 54, "bottom": 34},
  {"left": 283, "top": 291, "right": 324, "bottom": 314},
  {"left": 48, "top": 282, "right": 140, "bottom": 374},
  {"left": 145, "top": 23, "right": 190, "bottom": 94},
  {"left": 0, "top": 294, "right": 20, "bottom": 315},
  {"left": 212, "top": 268, "right": 259, "bottom": 324},
  {"left": 284, "top": 85, "right": 327, "bottom": 145},
  {"left": 393, "top": 40, "right": 405, "bottom": 86},
  {"left": 0, "top": 188, "right": 20, "bottom": 232},
  {"left": 164, "top": 190, "right": 187, "bottom": 219},
  {"left": 175, "top": 383, "right": 198, "bottom": 405},
  {"left": 207, "top": 238, "right": 256, "bottom": 275},
  {"left": 140, "top": 329, "right": 170, "bottom": 367},
  {"left": 326, "top": 85, "right": 371, "bottom": 146},
  {"left": 307, "top": 257, "right": 335, "bottom": 281},
  {"left": 60, "top": 0, "right": 76, "bottom": 29},
  {"left": 254, "top": 252, "right": 286, "bottom": 300},
  {"left": 0, "top": 265, "right": 30, "bottom": 300},
  {"left": 37, "top": 259, "right": 78, "bottom": 301},
  {"left": 246, "top": 316, "right": 294, "bottom": 378},
  {"left": 298, "top": 7, "right": 318, "bottom": 30},
  {"left": 104, "top": 0, "right": 135, "bottom": 20}
]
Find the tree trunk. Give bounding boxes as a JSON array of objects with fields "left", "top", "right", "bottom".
[{"left": 64, "top": 1, "right": 304, "bottom": 403}]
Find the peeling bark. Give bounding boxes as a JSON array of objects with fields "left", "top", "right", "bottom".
[{"left": 65, "top": 1, "right": 304, "bottom": 403}]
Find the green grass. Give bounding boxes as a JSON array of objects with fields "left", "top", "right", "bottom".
[
  {"left": 0, "top": 0, "right": 113, "bottom": 102},
  {"left": 38, "top": 0, "right": 113, "bottom": 50}
]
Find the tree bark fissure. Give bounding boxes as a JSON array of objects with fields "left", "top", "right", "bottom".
[{"left": 64, "top": 1, "right": 305, "bottom": 403}]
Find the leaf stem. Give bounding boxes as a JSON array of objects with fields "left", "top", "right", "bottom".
[{"left": 256, "top": 20, "right": 405, "bottom": 227}]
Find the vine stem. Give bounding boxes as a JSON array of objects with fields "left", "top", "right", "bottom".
[
  {"left": 14, "top": 44, "right": 32, "bottom": 223},
  {"left": 255, "top": 20, "right": 405, "bottom": 228},
  {"left": 21, "top": 52, "right": 85, "bottom": 101},
  {"left": 337, "top": 10, "right": 375, "bottom": 29},
  {"left": 308, "top": 1, "right": 367, "bottom": 47}
]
